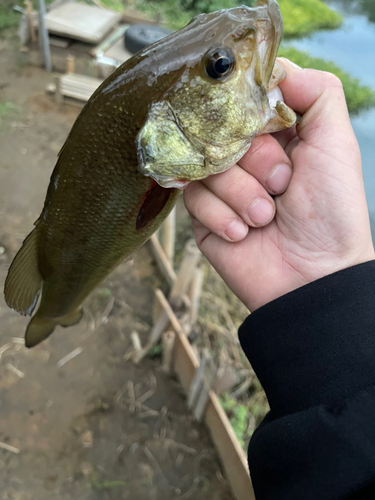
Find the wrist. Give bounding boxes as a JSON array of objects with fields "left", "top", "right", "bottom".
[{"left": 244, "top": 248, "right": 375, "bottom": 313}]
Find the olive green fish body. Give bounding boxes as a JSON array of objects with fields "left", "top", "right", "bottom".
[{"left": 4, "top": 0, "right": 297, "bottom": 347}]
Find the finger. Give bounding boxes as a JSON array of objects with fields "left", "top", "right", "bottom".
[
  {"left": 201, "top": 164, "right": 275, "bottom": 227},
  {"left": 238, "top": 134, "right": 293, "bottom": 195},
  {"left": 277, "top": 58, "right": 352, "bottom": 141},
  {"left": 184, "top": 181, "right": 249, "bottom": 242}
]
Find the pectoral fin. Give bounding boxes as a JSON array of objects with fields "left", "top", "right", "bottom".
[
  {"left": 4, "top": 229, "right": 43, "bottom": 316},
  {"left": 136, "top": 101, "right": 205, "bottom": 188}
]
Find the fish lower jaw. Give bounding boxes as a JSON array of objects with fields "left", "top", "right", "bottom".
[
  {"left": 140, "top": 168, "right": 191, "bottom": 190},
  {"left": 159, "top": 178, "right": 191, "bottom": 190}
]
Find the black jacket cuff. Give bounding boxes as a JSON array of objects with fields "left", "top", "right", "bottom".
[{"left": 238, "top": 260, "right": 375, "bottom": 418}]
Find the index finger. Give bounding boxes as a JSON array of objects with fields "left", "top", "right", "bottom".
[{"left": 276, "top": 57, "right": 353, "bottom": 142}]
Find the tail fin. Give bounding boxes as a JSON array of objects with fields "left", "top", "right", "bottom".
[
  {"left": 25, "top": 307, "right": 84, "bottom": 348},
  {"left": 4, "top": 229, "right": 43, "bottom": 316}
]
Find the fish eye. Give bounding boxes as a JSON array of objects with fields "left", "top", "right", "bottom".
[{"left": 204, "top": 47, "right": 235, "bottom": 81}]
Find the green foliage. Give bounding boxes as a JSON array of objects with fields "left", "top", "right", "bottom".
[
  {"left": 220, "top": 393, "right": 252, "bottom": 447},
  {"left": 278, "top": 0, "right": 342, "bottom": 37},
  {"left": 91, "top": 476, "right": 127, "bottom": 490},
  {"left": 90, "top": 0, "right": 126, "bottom": 12},
  {"left": 278, "top": 46, "right": 375, "bottom": 114},
  {"left": 338, "top": 0, "right": 375, "bottom": 24},
  {"left": 0, "top": 0, "right": 56, "bottom": 33},
  {"left": 0, "top": 102, "right": 17, "bottom": 127},
  {"left": 132, "top": 0, "right": 341, "bottom": 35},
  {"left": 0, "top": 8, "right": 19, "bottom": 33},
  {"left": 147, "top": 343, "right": 163, "bottom": 358}
]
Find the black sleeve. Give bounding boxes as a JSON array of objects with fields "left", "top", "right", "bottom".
[{"left": 238, "top": 260, "right": 375, "bottom": 500}]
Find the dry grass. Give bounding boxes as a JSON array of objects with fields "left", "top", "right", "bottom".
[{"left": 174, "top": 210, "right": 269, "bottom": 450}]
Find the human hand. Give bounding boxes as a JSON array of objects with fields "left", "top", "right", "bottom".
[{"left": 183, "top": 58, "right": 375, "bottom": 312}]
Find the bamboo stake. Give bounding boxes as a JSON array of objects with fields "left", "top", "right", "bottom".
[
  {"left": 161, "top": 330, "right": 175, "bottom": 374},
  {"left": 189, "top": 264, "right": 204, "bottom": 326},
  {"left": 137, "top": 239, "right": 200, "bottom": 362},
  {"left": 149, "top": 234, "right": 176, "bottom": 286},
  {"left": 194, "top": 358, "right": 217, "bottom": 421},
  {"left": 24, "top": 0, "right": 36, "bottom": 43},
  {"left": 169, "top": 239, "right": 201, "bottom": 309},
  {"left": 187, "top": 349, "right": 209, "bottom": 410},
  {"left": 162, "top": 207, "right": 176, "bottom": 266},
  {"left": 133, "top": 312, "right": 169, "bottom": 363},
  {"left": 66, "top": 54, "right": 75, "bottom": 74},
  {"left": 154, "top": 288, "right": 184, "bottom": 336}
]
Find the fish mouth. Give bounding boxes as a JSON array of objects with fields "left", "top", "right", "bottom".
[{"left": 149, "top": 176, "right": 191, "bottom": 190}]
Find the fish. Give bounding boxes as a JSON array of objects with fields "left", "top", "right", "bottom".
[{"left": 4, "top": 0, "right": 296, "bottom": 348}]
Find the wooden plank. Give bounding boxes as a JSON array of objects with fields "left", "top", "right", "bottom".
[
  {"left": 44, "top": 2, "right": 121, "bottom": 44},
  {"left": 205, "top": 394, "right": 255, "bottom": 500},
  {"left": 154, "top": 288, "right": 255, "bottom": 500},
  {"left": 61, "top": 73, "right": 103, "bottom": 87},
  {"left": 56, "top": 73, "right": 104, "bottom": 102}
]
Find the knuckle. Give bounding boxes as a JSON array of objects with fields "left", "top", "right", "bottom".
[
  {"left": 320, "top": 71, "right": 343, "bottom": 90},
  {"left": 248, "top": 134, "right": 272, "bottom": 157}
]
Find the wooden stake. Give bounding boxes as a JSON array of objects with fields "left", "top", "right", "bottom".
[
  {"left": 161, "top": 330, "right": 175, "bottom": 374},
  {"left": 24, "top": 0, "right": 36, "bottom": 43},
  {"left": 154, "top": 288, "right": 185, "bottom": 336},
  {"left": 187, "top": 349, "right": 209, "bottom": 410},
  {"left": 131, "top": 331, "right": 142, "bottom": 352},
  {"left": 194, "top": 358, "right": 217, "bottom": 421},
  {"left": 133, "top": 311, "right": 169, "bottom": 364},
  {"left": 170, "top": 239, "right": 201, "bottom": 309},
  {"left": 189, "top": 264, "right": 204, "bottom": 326},
  {"left": 149, "top": 234, "right": 176, "bottom": 287},
  {"left": 162, "top": 207, "right": 176, "bottom": 266},
  {"left": 66, "top": 54, "right": 75, "bottom": 74},
  {"left": 54, "top": 74, "right": 62, "bottom": 105}
]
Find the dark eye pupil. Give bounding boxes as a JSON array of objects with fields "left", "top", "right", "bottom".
[
  {"left": 204, "top": 47, "right": 235, "bottom": 81},
  {"left": 214, "top": 58, "right": 230, "bottom": 74}
]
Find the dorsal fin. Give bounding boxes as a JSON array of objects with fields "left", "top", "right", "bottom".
[
  {"left": 136, "top": 183, "right": 174, "bottom": 230},
  {"left": 4, "top": 229, "right": 43, "bottom": 316}
]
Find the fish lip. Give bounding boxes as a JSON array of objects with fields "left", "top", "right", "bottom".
[{"left": 138, "top": 167, "right": 190, "bottom": 190}]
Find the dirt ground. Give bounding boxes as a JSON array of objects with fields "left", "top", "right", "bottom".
[{"left": 0, "top": 39, "right": 234, "bottom": 500}]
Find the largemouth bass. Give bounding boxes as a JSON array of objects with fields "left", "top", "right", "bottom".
[{"left": 4, "top": 0, "right": 296, "bottom": 347}]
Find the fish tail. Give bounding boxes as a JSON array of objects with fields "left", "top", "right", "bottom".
[{"left": 25, "top": 307, "right": 84, "bottom": 348}]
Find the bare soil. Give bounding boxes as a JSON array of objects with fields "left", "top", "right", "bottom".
[{"left": 0, "top": 38, "right": 234, "bottom": 500}]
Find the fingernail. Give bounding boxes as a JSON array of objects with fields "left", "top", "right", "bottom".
[
  {"left": 267, "top": 163, "right": 293, "bottom": 194},
  {"left": 278, "top": 57, "right": 302, "bottom": 70},
  {"left": 225, "top": 220, "right": 248, "bottom": 241},
  {"left": 248, "top": 198, "right": 274, "bottom": 226}
]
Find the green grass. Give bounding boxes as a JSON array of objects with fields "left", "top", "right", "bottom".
[
  {"left": 0, "top": 102, "right": 17, "bottom": 125},
  {"left": 91, "top": 477, "right": 127, "bottom": 490},
  {"left": 278, "top": 46, "right": 375, "bottom": 114},
  {"left": 0, "top": 8, "right": 19, "bottom": 33},
  {"left": 279, "top": 0, "right": 342, "bottom": 38}
]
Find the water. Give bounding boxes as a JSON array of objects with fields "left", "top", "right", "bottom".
[{"left": 285, "top": 0, "right": 375, "bottom": 233}]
